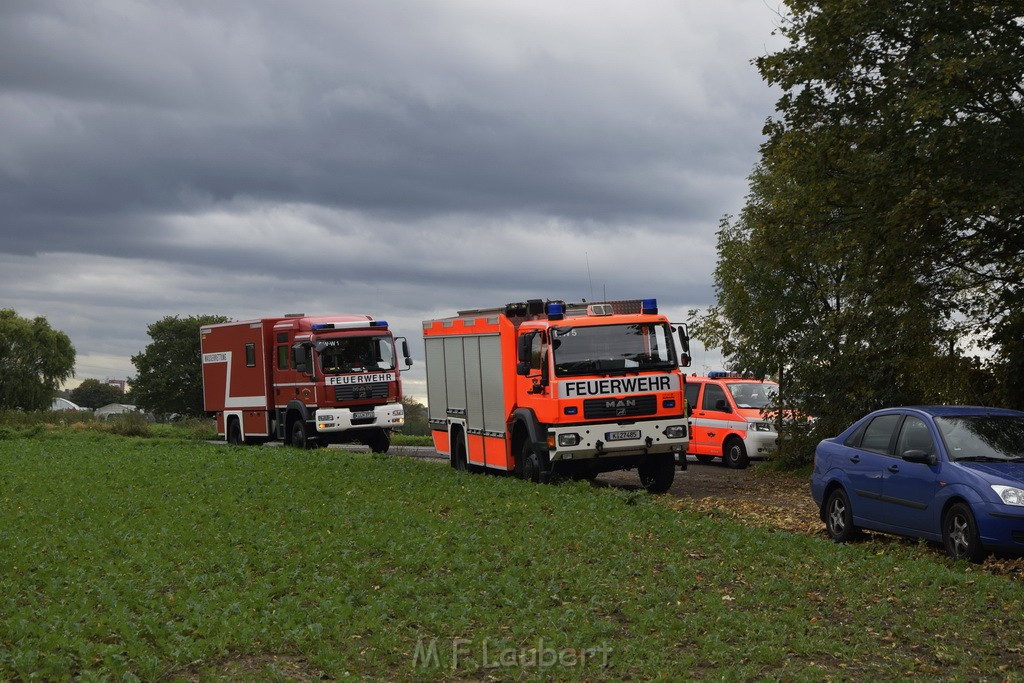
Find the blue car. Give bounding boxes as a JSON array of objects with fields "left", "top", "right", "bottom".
[{"left": 810, "top": 406, "right": 1024, "bottom": 562}]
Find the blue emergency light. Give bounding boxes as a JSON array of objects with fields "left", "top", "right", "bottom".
[
  {"left": 546, "top": 302, "right": 565, "bottom": 320},
  {"left": 642, "top": 298, "right": 658, "bottom": 314}
]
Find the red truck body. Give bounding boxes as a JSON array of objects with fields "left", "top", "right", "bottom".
[{"left": 201, "top": 314, "right": 411, "bottom": 451}]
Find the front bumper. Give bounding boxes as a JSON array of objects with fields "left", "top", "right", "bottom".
[
  {"left": 314, "top": 403, "right": 404, "bottom": 433},
  {"left": 546, "top": 420, "right": 688, "bottom": 461}
]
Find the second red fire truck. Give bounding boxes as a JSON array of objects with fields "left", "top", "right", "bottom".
[
  {"left": 201, "top": 314, "right": 412, "bottom": 451},
  {"left": 423, "top": 298, "right": 691, "bottom": 492}
]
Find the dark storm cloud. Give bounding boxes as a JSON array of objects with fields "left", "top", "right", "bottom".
[{"left": 0, "top": 0, "right": 785, "bottom": 396}]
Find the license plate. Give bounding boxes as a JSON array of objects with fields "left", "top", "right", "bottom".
[
  {"left": 606, "top": 429, "right": 641, "bottom": 441},
  {"left": 353, "top": 411, "right": 374, "bottom": 420}
]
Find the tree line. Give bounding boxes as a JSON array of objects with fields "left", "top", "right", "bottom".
[{"left": 691, "top": 0, "right": 1024, "bottom": 464}]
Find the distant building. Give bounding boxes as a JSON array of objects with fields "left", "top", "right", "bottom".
[
  {"left": 95, "top": 403, "right": 139, "bottom": 420},
  {"left": 105, "top": 379, "right": 127, "bottom": 393},
  {"left": 51, "top": 397, "right": 83, "bottom": 411}
]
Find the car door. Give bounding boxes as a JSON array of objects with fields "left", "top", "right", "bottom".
[
  {"left": 841, "top": 413, "right": 902, "bottom": 525},
  {"left": 881, "top": 415, "right": 942, "bottom": 534}
]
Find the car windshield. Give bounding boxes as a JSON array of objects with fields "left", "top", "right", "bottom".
[
  {"left": 935, "top": 415, "right": 1024, "bottom": 462},
  {"left": 726, "top": 382, "right": 778, "bottom": 410},
  {"left": 316, "top": 336, "right": 395, "bottom": 374},
  {"left": 552, "top": 323, "right": 676, "bottom": 377}
]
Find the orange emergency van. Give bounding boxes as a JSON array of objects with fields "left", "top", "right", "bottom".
[{"left": 684, "top": 371, "right": 780, "bottom": 468}]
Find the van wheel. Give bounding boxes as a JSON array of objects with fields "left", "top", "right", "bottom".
[
  {"left": 943, "top": 502, "right": 986, "bottom": 563},
  {"left": 723, "top": 438, "right": 749, "bottom": 469},
  {"left": 638, "top": 453, "right": 675, "bottom": 493}
]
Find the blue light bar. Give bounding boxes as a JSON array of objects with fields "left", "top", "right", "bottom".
[
  {"left": 547, "top": 302, "right": 565, "bottom": 320},
  {"left": 708, "top": 370, "right": 729, "bottom": 378},
  {"left": 372, "top": 320, "right": 389, "bottom": 327},
  {"left": 311, "top": 323, "right": 330, "bottom": 330},
  {"left": 642, "top": 298, "right": 658, "bottom": 314}
]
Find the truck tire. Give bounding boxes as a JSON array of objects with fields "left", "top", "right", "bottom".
[
  {"left": 366, "top": 429, "right": 390, "bottom": 454},
  {"left": 638, "top": 453, "right": 675, "bottom": 493},
  {"left": 723, "top": 437, "right": 749, "bottom": 469},
  {"left": 517, "top": 441, "right": 541, "bottom": 483},
  {"left": 227, "top": 419, "right": 243, "bottom": 446},
  {"left": 452, "top": 435, "right": 469, "bottom": 472},
  {"left": 291, "top": 420, "right": 310, "bottom": 449}
]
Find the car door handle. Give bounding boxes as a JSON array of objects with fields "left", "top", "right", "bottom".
[
  {"left": 849, "top": 455, "right": 860, "bottom": 463},
  {"left": 888, "top": 465, "right": 899, "bottom": 473}
]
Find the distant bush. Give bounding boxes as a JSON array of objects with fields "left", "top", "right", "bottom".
[{"left": 101, "top": 412, "right": 151, "bottom": 437}]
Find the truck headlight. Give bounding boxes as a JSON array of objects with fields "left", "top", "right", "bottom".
[
  {"left": 558, "top": 433, "right": 581, "bottom": 447},
  {"left": 664, "top": 425, "right": 686, "bottom": 439},
  {"left": 992, "top": 485, "right": 1024, "bottom": 506},
  {"left": 750, "top": 422, "right": 773, "bottom": 432}
]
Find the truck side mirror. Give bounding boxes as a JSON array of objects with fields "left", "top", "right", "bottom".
[
  {"left": 517, "top": 332, "right": 535, "bottom": 364},
  {"left": 676, "top": 323, "right": 692, "bottom": 367},
  {"left": 397, "top": 337, "right": 413, "bottom": 369},
  {"left": 292, "top": 343, "right": 308, "bottom": 373}
]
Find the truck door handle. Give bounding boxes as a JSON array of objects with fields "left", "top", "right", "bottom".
[{"left": 888, "top": 465, "right": 899, "bottom": 473}]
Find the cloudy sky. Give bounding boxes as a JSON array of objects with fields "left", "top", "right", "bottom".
[{"left": 1, "top": 0, "right": 786, "bottom": 404}]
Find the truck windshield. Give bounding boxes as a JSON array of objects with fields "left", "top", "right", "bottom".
[
  {"left": 726, "top": 382, "right": 778, "bottom": 409},
  {"left": 316, "top": 336, "right": 395, "bottom": 374},
  {"left": 552, "top": 323, "right": 676, "bottom": 377}
]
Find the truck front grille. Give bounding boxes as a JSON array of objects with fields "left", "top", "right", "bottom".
[
  {"left": 334, "top": 383, "right": 389, "bottom": 401},
  {"left": 583, "top": 395, "right": 657, "bottom": 420}
]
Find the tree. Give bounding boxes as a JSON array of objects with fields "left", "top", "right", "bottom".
[
  {"left": 401, "top": 397, "right": 429, "bottom": 436},
  {"left": 694, "top": 0, "right": 1023, "bottom": 462},
  {"left": 130, "top": 315, "right": 228, "bottom": 417},
  {"left": 69, "top": 379, "right": 124, "bottom": 410},
  {"left": 0, "top": 309, "right": 76, "bottom": 410}
]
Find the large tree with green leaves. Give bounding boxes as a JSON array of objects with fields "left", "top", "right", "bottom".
[
  {"left": 69, "top": 378, "right": 124, "bottom": 410},
  {"left": 694, "top": 0, "right": 1023, "bottom": 461},
  {"left": 0, "top": 309, "right": 76, "bottom": 411},
  {"left": 130, "top": 315, "right": 228, "bottom": 417}
]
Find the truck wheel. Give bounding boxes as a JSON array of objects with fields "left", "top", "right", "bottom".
[
  {"left": 517, "top": 441, "right": 541, "bottom": 483},
  {"left": 639, "top": 453, "right": 675, "bottom": 493},
  {"left": 452, "top": 436, "right": 469, "bottom": 471},
  {"left": 227, "top": 420, "right": 243, "bottom": 446},
  {"left": 366, "top": 429, "right": 390, "bottom": 454},
  {"left": 291, "top": 420, "right": 310, "bottom": 449},
  {"left": 723, "top": 438, "right": 749, "bottom": 469}
]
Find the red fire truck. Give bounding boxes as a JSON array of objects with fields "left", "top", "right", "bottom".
[
  {"left": 422, "top": 298, "right": 691, "bottom": 492},
  {"left": 201, "top": 314, "right": 412, "bottom": 451}
]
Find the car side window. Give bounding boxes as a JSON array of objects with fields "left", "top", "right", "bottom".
[
  {"left": 860, "top": 414, "right": 902, "bottom": 455},
  {"left": 702, "top": 383, "right": 728, "bottom": 412},
  {"left": 684, "top": 383, "right": 700, "bottom": 412},
  {"left": 895, "top": 416, "right": 936, "bottom": 457}
]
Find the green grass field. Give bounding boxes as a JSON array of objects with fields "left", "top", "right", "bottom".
[{"left": 1, "top": 429, "right": 1022, "bottom": 681}]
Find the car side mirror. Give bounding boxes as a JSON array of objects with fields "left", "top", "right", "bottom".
[
  {"left": 902, "top": 449, "right": 937, "bottom": 466},
  {"left": 714, "top": 399, "right": 731, "bottom": 413}
]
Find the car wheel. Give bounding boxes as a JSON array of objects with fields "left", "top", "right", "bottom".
[
  {"left": 638, "top": 453, "right": 675, "bottom": 493},
  {"left": 943, "top": 502, "right": 986, "bottom": 563},
  {"left": 723, "top": 438, "right": 749, "bottom": 469},
  {"left": 824, "top": 488, "right": 860, "bottom": 542}
]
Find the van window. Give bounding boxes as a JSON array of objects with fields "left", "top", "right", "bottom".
[
  {"left": 702, "top": 384, "right": 728, "bottom": 412},
  {"left": 684, "top": 382, "right": 700, "bottom": 412}
]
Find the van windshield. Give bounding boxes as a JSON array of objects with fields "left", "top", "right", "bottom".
[{"left": 727, "top": 382, "right": 778, "bottom": 410}]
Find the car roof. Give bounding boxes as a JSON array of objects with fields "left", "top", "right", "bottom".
[{"left": 875, "top": 405, "right": 1024, "bottom": 418}]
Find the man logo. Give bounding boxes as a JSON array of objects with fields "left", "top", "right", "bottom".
[{"left": 605, "top": 399, "right": 636, "bottom": 417}]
